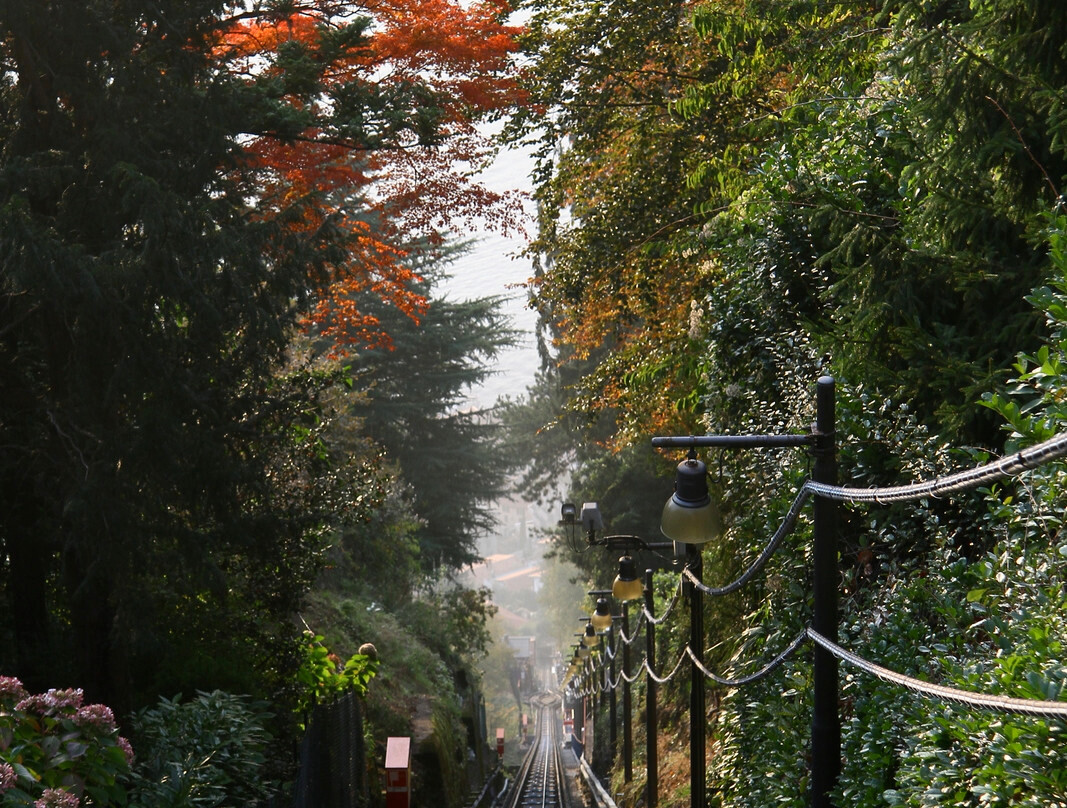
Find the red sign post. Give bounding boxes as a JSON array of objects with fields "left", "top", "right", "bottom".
[
  {"left": 495, "top": 727, "right": 505, "bottom": 759},
  {"left": 385, "top": 736, "right": 411, "bottom": 808}
]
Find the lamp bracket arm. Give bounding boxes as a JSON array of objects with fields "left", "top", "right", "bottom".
[
  {"left": 597, "top": 534, "right": 675, "bottom": 552},
  {"left": 652, "top": 433, "right": 815, "bottom": 450}
]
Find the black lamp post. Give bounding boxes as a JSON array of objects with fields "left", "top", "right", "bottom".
[
  {"left": 644, "top": 568, "right": 659, "bottom": 808},
  {"left": 657, "top": 451, "right": 717, "bottom": 808},
  {"left": 589, "top": 591, "right": 618, "bottom": 765},
  {"left": 653, "top": 375, "right": 839, "bottom": 808},
  {"left": 621, "top": 601, "right": 634, "bottom": 782}
]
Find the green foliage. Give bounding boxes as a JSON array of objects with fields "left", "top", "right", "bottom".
[
  {"left": 0, "top": 0, "right": 390, "bottom": 709},
  {"left": 0, "top": 678, "right": 132, "bottom": 807},
  {"left": 515, "top": 1, "right": 1067, "bottom": 805},
  {"left": 709, "top": 214, "right": 1067, "bottom": 807},
  {"left": 126, "top": 691, "right": 275, "bottom": 808},
  {"left": 425, "top": 701, "right": 469, "bottom": 808},
  {"left": 293, "top": 631, "right": 379, "bottom": 722}
]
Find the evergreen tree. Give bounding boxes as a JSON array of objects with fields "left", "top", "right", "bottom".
[
  {"left": 330, "top": 245, "right": 522, "bottom": 572},
  {"left": 0, "top": 0, "right": 427, "bottom": 708}
]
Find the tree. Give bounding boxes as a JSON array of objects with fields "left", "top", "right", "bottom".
[
  {"left": 0, "top": 0, "right": 522, "bottom": 711},
  {"left": 328, "top": 245, "right": 523, "bottom": 571},
  {"left": 508, "top": 0, "right": 886, "bottom": 449},
  {"left": 507, "top": 0, "right": 720, "bottom": 448},
  {"left": 222, "top": 0, "right": 526, "bottom": 352}
]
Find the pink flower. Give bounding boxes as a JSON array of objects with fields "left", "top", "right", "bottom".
[
  {"left": 34, "top": 787, "right": 80, "bottom": 808},
  {"left": 46, "top": 689, "right": 84, "bottom": 712},
  {"left": 16, "top": 688, "right": 84, "bottom": 716},
  {"left": 0, "top": 676, "right": 28, "bottom": 704},
  {"left": 15, "top": 693, "right": 50, "bottom": 713},
  {"left": 73, "top": 704, "right": 116, "bottom": 733},
  {"left": 0, "top": 761, "right": 16, "bottom": 792},
  {"left": 117, "top": 736, "right": 134, "bottom": 766}
]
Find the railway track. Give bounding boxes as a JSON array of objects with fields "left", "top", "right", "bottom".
[{"left": 502, "top": 693, "right": 569, "bottom": 808}]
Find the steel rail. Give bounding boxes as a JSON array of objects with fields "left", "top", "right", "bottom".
[{"left": 501, "top": 693, "right": 567, "bottom": 808}]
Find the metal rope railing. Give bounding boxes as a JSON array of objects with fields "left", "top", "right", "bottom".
[
  {"left": 804, "top": 432, "right": 1067, "bottom": 504},
  {"left": 682, "top": 486, "right": 811, "bottom": 597},
  {"left": 808, "top": 627, "right": 1067, "bottom": 719},
  {"left": 566, "top": 431, "right": 1067, "bottom": 722},
  {"left": 639, "top": 576, "right": 684, "bottom": 625}
]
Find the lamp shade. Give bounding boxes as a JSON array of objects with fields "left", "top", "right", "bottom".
[
  {"left": 590, "top": 597, "right": 613, "bottom": 631},
  {"left": 612, "top": 555, "right": 645, "bottom": 601},
  {"left": 582, "top": 623, "right": 598, "bottom": 647},
  {"left": 660, "top": 455, "right": 721, "bottom": 544}
]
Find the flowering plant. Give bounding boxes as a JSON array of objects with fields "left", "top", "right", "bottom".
[{"left": 0, "top": 677, "right": 132, "bottom": 807}]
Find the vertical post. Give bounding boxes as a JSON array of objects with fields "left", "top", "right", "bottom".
[
  {"left": 644, "top": 569, "right": 658, "bottom": 808},
  {"left": 584, "top": 679, "right": 592, "bottom": 763},
  {"left": 622, "top": 601, "right": 633, "bottom": 783},
  {"left": 687, "top": 543, "right": 705, "bottom": 808},
  {"left": 608, "top": 623, "right": 617, "bottom": 762},
  {"left": 573, "top": 689, "right": 584, "bottom": 758},
  {"left": 811, "top": 375, "right": 840, "bottom": 807}
]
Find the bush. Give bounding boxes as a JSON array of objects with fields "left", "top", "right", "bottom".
[
  {"left": 0, "top": 677, "right": 133, "bottom": 807},
  {"left": 125, "top": 691, "right": 275, "bottom": 808}
]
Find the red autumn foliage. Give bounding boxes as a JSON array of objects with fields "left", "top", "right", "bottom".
[{"left": 218, "top": 0, "right": 525, "bottom": 353}]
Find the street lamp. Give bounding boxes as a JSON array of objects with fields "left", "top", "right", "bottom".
[
  {"left": 612, "top": 555, "right": 645, "bottom": 601},
  {"left": 652, "top": 374, "right": 839, "bottom": 808},
  {"left": 658, "top": 445, "right": 719, "bottom": 808},
  {"left": 566, "top": 504, "right": 682, "bottom": 798},
  {"left": 590, "top": 597, "right": 613, "bottom": 631},
  {"left": 660, "top": 450, "right": 721, "bottom": 544},
  {"left": 588, "top": 590, "right": 620, "bottom": 766},
  {"left": 582, "top": 622, "right": 599, "bottom": 647}
]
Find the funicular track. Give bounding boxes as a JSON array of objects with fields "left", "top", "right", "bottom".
[{"left": 502, "top": 693, "right": 568, "bottom": 808}]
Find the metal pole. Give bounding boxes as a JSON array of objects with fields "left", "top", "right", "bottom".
[
  {"left": 687, "top": 543, "right": 705, "bottom": 808},
  {"left": 644, "top": 568, "right": 658, "bottom": 808},
  {"left": 622, "top": 601, "right": 633, "bottom": 783},
  {"left": 811, "top": 375, "right": 840, "bottom": 807},
  {"left": 609, "top": 623, "right": 617, "bottom": 762}
]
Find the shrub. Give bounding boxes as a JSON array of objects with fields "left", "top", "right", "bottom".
[
  {"left": 125, "top": 691, "right": 274, "bottom": 808},
  {"left": 0, "top": 677, "right": 132, "bottom": 807}
]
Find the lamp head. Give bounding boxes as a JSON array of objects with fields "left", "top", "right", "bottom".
[
  {"left": 612, "top": 554, "right": 644, "bottom": 601},
  {"left": 582, "top": 622, "right": 597, "bottom": 647},
  {"left": 590, "top": 597, "right": 613, "bottom": 631},
  {"left": 660, "top": 452, "right": 721, "bottom": 544},
  {"left": 560, "top": 502, "right": 577, "bottom": 524},
  {"left": 580, "top": 502, "right": 604, "bottom": 535}
]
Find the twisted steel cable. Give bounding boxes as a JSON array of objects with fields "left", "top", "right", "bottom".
[
  {"left": 686, "top": 629, "right": 809, "bottom": 687},
  {"left": 808, "top": 628, "right": 1067, "bottom": 719},
  {"left": 618, "top": 612, "right": 645, "bottom": 646},
  {"left": 641, "top": 647, "right": 690, "bottom": 686},
  {"left": 683, "top": 487, "right": 811, "bottom": 597},
  {"left": 804, "top": 432, "right": 1067, "bottom": 504},
  {"left": 640, "top": 576, "right": 684, "bottom": 625},
  {"left": 568, "top": 434, "right": 1067, "bottom": 713}
]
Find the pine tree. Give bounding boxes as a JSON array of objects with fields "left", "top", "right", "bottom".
[
  {"left": 0, "top": 0, "right": 515, "bottom": 709},
  {"left": 327, "top": 245, "right": 522, "bottom": 572}
]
